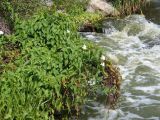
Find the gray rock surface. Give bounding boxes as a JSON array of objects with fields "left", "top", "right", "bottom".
[{"left": 87, "top": 0, "right": 119, "bottom": 16}]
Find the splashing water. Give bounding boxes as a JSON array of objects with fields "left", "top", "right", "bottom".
[{"left": 81, "top": 14, "right": 160, "bottom": 120}]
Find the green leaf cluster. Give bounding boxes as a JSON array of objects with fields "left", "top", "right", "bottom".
[{"left": 0, "top": 10, "right": 103, "bottom": 119}]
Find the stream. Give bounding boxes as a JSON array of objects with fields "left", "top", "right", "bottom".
[{"left": 81, "top": 0, "right": 160, "bottom": 119}]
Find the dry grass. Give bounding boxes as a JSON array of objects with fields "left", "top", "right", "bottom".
[{"left": 111, "top": 0, "right": 146, "bottom": 15}]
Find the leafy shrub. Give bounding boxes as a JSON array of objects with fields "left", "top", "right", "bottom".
[
  {"left": 54, "top": 0, "right": 89, "bottom": 15},
  {"left": 0, "top": 0, "right": 44, "bottom": 18},
  {"left": 0, "top": 10, "right": 104, "bottom": 119},
  {"left": 0, "top": 0, "right": 89, "bottom": 18},
  {"left": 0, "top": 0, "right": 123, "bottom": 119}
]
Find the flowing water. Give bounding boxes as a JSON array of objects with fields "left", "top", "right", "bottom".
[{"left": 81, "top": 1, "right": 160, "bottom": 120}]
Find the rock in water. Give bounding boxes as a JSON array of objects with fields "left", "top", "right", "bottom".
[{"left": 87, "top": 0, "right": 119, "bottom": 16}]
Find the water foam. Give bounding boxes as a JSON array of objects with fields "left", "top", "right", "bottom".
[{"left": 82, "top": 14, "right": 160, "bottom": 119}]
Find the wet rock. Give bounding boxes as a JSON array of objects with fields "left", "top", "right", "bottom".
[
  {"left": 145, "top": 38, "right": 160, "bottom": 48},
  {"left": 79, "top": 22, "right": 103, "bottom": 33},
  {"left": 87, "top": 0, "right": 120, "bottom": 16}
]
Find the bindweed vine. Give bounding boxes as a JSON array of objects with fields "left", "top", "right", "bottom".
[{"left": 0, "top": 11, "right": 106, "bottom": 119}]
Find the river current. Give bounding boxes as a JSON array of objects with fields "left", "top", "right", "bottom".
[{"left": 81, "top": 0, "right": 160, "bottom": 120}]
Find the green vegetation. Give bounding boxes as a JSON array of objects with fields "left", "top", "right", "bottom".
[
  {"left": 0, "top": 0, "right": 146, "bottom": 119},
  {"left": 0, "top": 0, "right": 44, "bottom": 18},
  {"left": 0, "top": 13, "right": 102, "bottom": 119},
  {"left": 0, "top": 0, "right": 127, "bottom": 119},
  {"left": 0, "top": 1, "right": 112, "bottom": 119}
]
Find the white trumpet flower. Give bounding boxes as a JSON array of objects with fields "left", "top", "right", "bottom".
[
  {"left": 101, "top": 55, "right": 105, "bottom": 61},
  {"left": 67, "top": 30, "right": 70, "bottom": 33},
  {"left": 82, "top": 44, "right": 87, "bottom": 50},
  {"left": 88, "top": 80, "right": 96, "bottom": 86},
  {"left": 0, "top": 31, "right": 4, "bottom": 35},
  {"left": 100, "top": 62, "right": 105, "bottom": 67}
]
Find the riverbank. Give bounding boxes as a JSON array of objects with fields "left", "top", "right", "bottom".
[{"left": 0, "top": 0, "right": 147, "bottom": 119}]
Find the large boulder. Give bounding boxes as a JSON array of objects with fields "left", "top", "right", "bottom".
[{"left": 87, "top": 0, "right": 119, "bottom": 16}]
